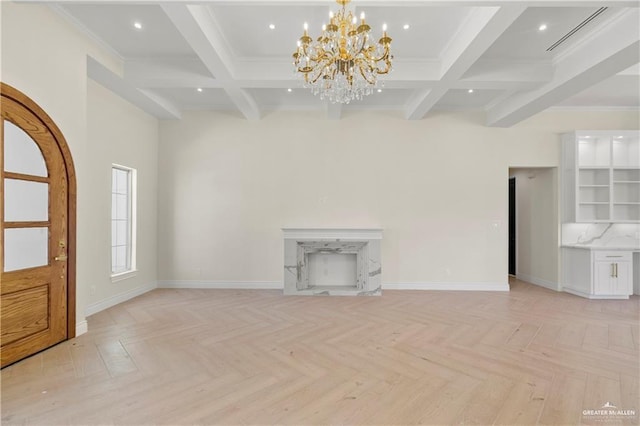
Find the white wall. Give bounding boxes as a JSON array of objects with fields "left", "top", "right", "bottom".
[
  {"left": 158, "top": 110, "right": 639, "bottom": 289},
  {"left": 511, "top": 168, "right": 560, "bottom": 290},
  {"left": 2, "top": 2, "right": 638, "bottom": 312},
  {"left": 1, "top": 2, "right": 158, "bottom": 330},
  {"left": 85, "top": 80, "right": 158, "bottom": 314}
]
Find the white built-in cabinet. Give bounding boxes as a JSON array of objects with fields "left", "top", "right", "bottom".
[
  {"left": 562, "top": 248, "right": 633, "bottom": 299},
  {"left": 593, "top": 251, "right": 632, "bottom": 296},
  {"left": 562, "top": 131, "right": 640, "bottom": 223}
]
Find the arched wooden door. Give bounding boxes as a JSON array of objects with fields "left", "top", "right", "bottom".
[{"left": 1, "top": 83, "right": 76, "bottom": 368}]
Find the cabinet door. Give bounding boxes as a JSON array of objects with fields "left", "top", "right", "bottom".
[
  {"left": 594, "top": 261, "right": 614, "bottom": 295},
  {"left": 612, "top": 261, "right": 632, "bottom": 295}
]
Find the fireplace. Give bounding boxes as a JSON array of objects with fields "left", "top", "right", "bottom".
[{"left": 282, "top": 228, "right": 382, "bottom": 296}]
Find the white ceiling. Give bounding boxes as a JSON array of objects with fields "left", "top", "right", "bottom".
[
  {"left": 51, "top": 0, "right": 640, "bottom": 126},
  {"left": 481, "top": 7, "right": 606, "bottom": 60},
  {"left": 59, "top": 4, "right": 196, "bottom": 58}
]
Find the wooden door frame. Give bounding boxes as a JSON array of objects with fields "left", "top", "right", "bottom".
[{"left": 1, "top": 82, "right": 77, "bottom": 339}]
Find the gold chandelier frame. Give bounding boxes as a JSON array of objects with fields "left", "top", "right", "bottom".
[{"left": 292, "top": 0, "right": 393, "bottom": 103}]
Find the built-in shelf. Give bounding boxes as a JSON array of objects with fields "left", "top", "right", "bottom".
[{"left": 563, "top": 130, "right": 640, "bottom": 223}]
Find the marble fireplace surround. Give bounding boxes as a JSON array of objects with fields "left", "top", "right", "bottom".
[{"left": 283, "top": 228, "right": 382, "bottom": 296}]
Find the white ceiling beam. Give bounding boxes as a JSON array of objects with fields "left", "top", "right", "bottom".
[
  {"left": 125, "top": 58, "right": 216, "bottom": 88},
  {"left": 618, "top": 64, "right": 640, "bottom": 75},
  {"left": 484, "top": 90, "right": 517, "bottom": 111},
  {"left": 486, "top": 8, "right": 640, "bottom": 127},
  {"left": 234, "top": 59, "right": 442, "bottom": 83},
  {"left": 449, "top": 80, "right": 541, "bottom": 90},
  {"left": 405, "top": 5, "right": 526, "bottom": 120},
  {"left": 226, "top": 88, "right": 262, "bottom": 120},
  {"left": 161, "top": 5, "right": 235, "bottom": 80},
  {"left": 326, "top": 102, "right": 343, "bottom": 120},
  {"left": 87, "top": 56, "right": 181, "bottom": 120},
  {"left": 462, "top": 60, "right": 553, "bottom": 84},
  {"left": 439, "top": 6, "right": 526, "bottom": 80},
  {"left": 122, "top": 77, "right": 542, "bottom": 92},
  {"left": 161, "top": 4, "right": 261, "bottom": 120},
  {"left": 124, "top": 58, "right": 547, "bottom": 91},
  {"left": 232, "top": 58, "right": 549, "bottom": 87},
  {"left": 22, "top": 1, "right": 640, "bottom": 7},
  {"left": 404, "top": 87, "right": 448, "bottom": 120}
]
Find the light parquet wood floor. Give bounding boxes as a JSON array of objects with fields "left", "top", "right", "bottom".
[{"left": 1, "top": 278, "right": 638, "bottom": 425}]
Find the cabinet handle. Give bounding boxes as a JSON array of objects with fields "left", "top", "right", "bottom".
[
  {"left": 611, "top": 263, "right": 615, "bottom": 278},
  {"left": 614, "top": 263, "right": 618, "bottom": 278},
  {"left": 606, "top": 255, "right": 623, "bottom": 258}
]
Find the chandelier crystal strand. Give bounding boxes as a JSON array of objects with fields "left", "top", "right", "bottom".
[{"left": 292, "top": 0, "right": 393, "bottom": 104}]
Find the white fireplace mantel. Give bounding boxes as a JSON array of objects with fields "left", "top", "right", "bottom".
[
  {"left": 282, "top": 228, "right": 383, "bottom": 241},
  {"left": 282, "top": 228, "right": 383, "bottom": 296}
]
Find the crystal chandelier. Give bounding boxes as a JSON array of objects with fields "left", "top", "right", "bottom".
[{"left": 292, "top": 0, "right": 393, "bottom": 104}]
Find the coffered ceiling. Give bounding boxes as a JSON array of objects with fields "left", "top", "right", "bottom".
[{"left": 43, "top": 0, "right": 640, "bottom": 126}]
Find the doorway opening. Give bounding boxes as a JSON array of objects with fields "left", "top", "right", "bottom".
[
  {"left": 508, "top": 168, "right": 560, "bottom": 291},
  {"left": 509, "top": 177, "right": 516, "bottom": 276}
]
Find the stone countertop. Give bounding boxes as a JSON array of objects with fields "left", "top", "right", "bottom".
[{"left": 562, "top": 244, "right": 640, "bottom": 251}]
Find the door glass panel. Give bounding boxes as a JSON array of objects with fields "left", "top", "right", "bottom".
[
  {"left": 4, "top": 227, "right": 49, "bottom": 272},
  {"left": 4, "top": 179, "right": 49, "bottom": 222},
  {"left": 3, "top": 121, "right": 47, "bottom": 177}
]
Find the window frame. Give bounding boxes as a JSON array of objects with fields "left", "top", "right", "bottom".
[{"left": 110, "top": 164, "right": 137, "bottom": 281}]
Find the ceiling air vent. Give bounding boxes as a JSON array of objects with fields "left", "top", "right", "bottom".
[{"left": 546, "top": 7, "right": 608, "bottom": 52}]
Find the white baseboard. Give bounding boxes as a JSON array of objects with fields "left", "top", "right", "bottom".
[
  {"left": 85, "top": 282, "right": 157, "bottom": 317},
  {"left": 157, "top": 280, "right": 283, "bottom": 290},
  {"left": 516, "top": 273, "right": 560, "bottom": 291},
  {"left": 158, "top": 280, "right": 509, "bottom": 292},
  {"left": 382, "top": 282, "right": 510, "bottom": 291},
  {"left": 75, "top": 320, "right": 88, "bottom": 337},
  {"left": 563, "top": 285, "right": 630, "bottom": 300},
  {"left": 562, "top": 286, "right": 591, "bottom": 298}
]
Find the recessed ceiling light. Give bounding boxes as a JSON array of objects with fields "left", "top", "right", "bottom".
[
  {"left": 197, "top": 88, "right": 203, "bottom": 92},
  {"left": 287, "top": 88, "right": 292, "bottom": 92},
  {"left": 538, "top": 23, "right": 547, "bottom": 31},
  {"left": 468, "top": 89, "right": 474, "bottom": 94},
  {"left": 377, "top": 88, "right": 382, "bottom": 93},
  {"left": 133, "top": 21, "right": 143, "bottom": 30},
  {"left": 269, "top": 24, "right": 276, "bottom": 30},
  {"left": 403, "top": 24, "right": 410, "bottom": 30}
]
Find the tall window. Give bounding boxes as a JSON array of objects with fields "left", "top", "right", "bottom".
[{"left": 111, "top": 165, "right": 136, "bottom": 277}]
